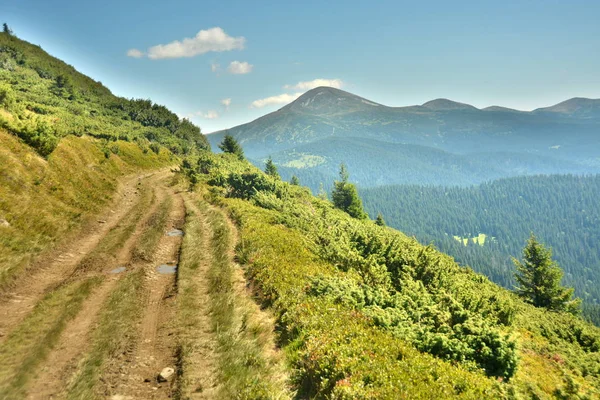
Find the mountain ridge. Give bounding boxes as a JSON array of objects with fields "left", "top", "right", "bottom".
[
  {"left": 207, "top": 86, "right": 600, "bottom": 188},
  {"left": 209, "top": 87, "right": 600, "bottom": 136}
]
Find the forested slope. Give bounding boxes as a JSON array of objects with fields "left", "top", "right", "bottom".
[{"left": 361, "top": 175, "right": 600, "bottom": 323}]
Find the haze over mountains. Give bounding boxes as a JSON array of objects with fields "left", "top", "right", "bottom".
[{"left": 207, "top": 87, "right": 600, "bottom": 189}]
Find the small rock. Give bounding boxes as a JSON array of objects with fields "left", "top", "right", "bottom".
[
  {"left": 0, "top": 219, "right": 9, "bottom": 228},
  {"left": 157, "top": 367, "right": 175, "bottom": 382},
  {"left": 144, "top": 378, "right": 152, "bottom": 383},
  {"left": 98, "top": 220, "right": 107, "bottom": 224}
]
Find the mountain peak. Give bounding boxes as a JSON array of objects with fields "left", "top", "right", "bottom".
[
  {"left": 534, "top": 97, "right": 600, "bottom": 115},
  {"left": 283, "top": 86, "right": 382, "bottom": 115},
  {"left": 422, "top": 98, "right": 478, "bottom": 111}
]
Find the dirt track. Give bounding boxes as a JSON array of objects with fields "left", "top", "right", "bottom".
[{"left": 0, "top": 170, "right": 191, "bottom": 399}]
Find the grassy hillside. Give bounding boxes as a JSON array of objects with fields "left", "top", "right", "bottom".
[
  {"left": 181, "top": 152, "right": 600, "bottom": 398},
  {"left": 0, "top": 31, "right": 209, "bottom": 157},
  {"left": 0, "top": 31, "right": 207, "bottom": 289}
]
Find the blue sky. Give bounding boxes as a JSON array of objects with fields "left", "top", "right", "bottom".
[{"left": 4, "top": 0, "right": 600, "bottom": 132}]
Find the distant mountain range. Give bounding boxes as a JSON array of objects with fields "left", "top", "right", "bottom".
[{"left": 207, "top": 87, "right": 600, "bottom": 189}]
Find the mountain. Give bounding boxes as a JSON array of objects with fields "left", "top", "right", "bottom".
[
  {"left": 534, "top": 97, "right": 600, "bottom": 118},
  {"left": 3, "top": 30, "right": 600, "bottom": 399},
  {"left": 270, "top": 136, "right": 589, "bottom": 190},
  {"left": 208, "top": 87, "right": 600, "bottom": 190}
]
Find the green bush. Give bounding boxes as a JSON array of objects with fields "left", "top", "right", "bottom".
[{"left": 185, "top": 152, "right": 600, "bottom": 398}]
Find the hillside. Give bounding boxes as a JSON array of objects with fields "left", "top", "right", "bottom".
[
  {"left": 2, "top": 30, "right": 600, "bottom": 399},
  {"left": 0, "top": 32, "right": 210, "bottom": 157},
  {"left": 0, "top": 32, "right": 287, "bottom": 399},
  {"left": 361, "top": 175, "right": 600, "bottom": 324},
  {"left": 0, "top": 31, "right": 210, "bottom": 288},
  {"left": 207, "top": 87, "right": 600, "bottom": 189},
  {"left": 178, "top": 151, "right": 600, "bottom": 398}
]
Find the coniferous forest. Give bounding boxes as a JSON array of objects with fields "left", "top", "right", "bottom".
[{"left": 361, "top": 175, "right": 600, "bottom": 323}]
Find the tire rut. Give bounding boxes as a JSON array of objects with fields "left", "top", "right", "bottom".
[
  {"left": 102, "top": 188, "right": 185, "bottom": 399},
  {"left": 20, "top": 173, "right": 171, "bottom": 399},
  {"left": 0, "top": 171, "right": 164, "bottom": 343},
  {"left": 176, "top": 197, "right": 220, "bottom": 399}
]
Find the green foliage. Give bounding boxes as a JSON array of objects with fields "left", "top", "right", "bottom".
[
  {"left": 361, "top": 175, "right": 600, "bottom": 325},
  {"left": 332, "top": 164, "right": 367, "bottom": 219},
  {"left": 514, "top": 234, "right": 581, "bottom": 314},
  {"left": 0, "top": 83, "right": 15, "bottom": 108},
  {"left": 375, "top": 212, "right": 385, "bottom": 226},
  {"left": 290, "top": 175, "right": 300, "bottom": 185},
  {"left": 0, "top": 33, "right": 209, "bottom": 157},
  {"left": 182, "top": 152, "right": 600, "bottom": 398},
  {"left": 264, "top": 156, "right": 279, "bottom": 179},
  {"left": 219, "top": 134, "right": 244, "bottom": 160},
  {"left": 2, "top": 23, "right": 13, "bottom": 36}
]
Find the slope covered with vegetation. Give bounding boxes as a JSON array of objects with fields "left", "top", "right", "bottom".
[
  {"left": 0, "top": 31, "right": 208, "bottom": 288},
  {"left": 0, "top": 32, "right": 209, "bottom": 157},
  {"left": 181, "top": 151, "right": 600, "bottom": 399},
  {"left": 3, "top": 28, "right": 600, "bottom": 399},
  {"left": 360, "top": 175, "right": 600, "bottom": 324}
]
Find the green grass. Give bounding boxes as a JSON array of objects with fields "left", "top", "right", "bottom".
[
  {"left": 0, "top": 277, "right": 101, "bottom": 399},
  {"left": 0, "top": 129, "right": 172, "bottom": 290},
  {"left": 222, "top": 198, "right": 497, "bottom": 399},
  {"left": 453, "top": 233, "right": 488, "bottom": 246},
  {"left": 181, "top": 196, "right": 290, "bottom": 399},
  {"left": 66, "top": 269, "right": 145, "bottom": 400},
  {"left": 280, "top": 153, "right": 326, "bottom": 169}
]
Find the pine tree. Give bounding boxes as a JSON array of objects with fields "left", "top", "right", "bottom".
[
  {"left": 218, "top": 134, "right": 244, "bottom": 160},
  {"left": 290, "top": 175, "right": 300, "bottom": 186},
  {"left": 513, "top": 234, "right": 580, "bottom": 314},
  {"left": 3, "top": 23, "right": 13, "bottom": 36},
  {"left": 264, "top": 156, "right": 279, "bottom": 179},
  {"left": 331, "top": 164, "right": 367, "bottom": 219},
  {"left": 375, "top": 213, "right": 386, "bottom": 226}
]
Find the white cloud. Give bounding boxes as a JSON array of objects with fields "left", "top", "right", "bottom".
[
  {"left": 211, "top": 63, "right": 220, "bottom": 72},
  {"left": 201, "top": 110, "right": 220, "bottom": 119},
  {"left": 284, "top": 78, "right": 343, "bottom": 91},
  {"left": 189, "top": 110, "right": 220, "bottom": 119},
  {"left": 221, "top": 98, "right": 232, "bottom": 109},
  {"left": 251, "top": 92, "right": 303, "bottom": 109},
  {"left": 126, "top": 48, "right": 144, "bottom": 58},
  {"left": 144, "top": 27, "right": 245, "bottom": 60},
  {"left": 227, "top": 61, "right": 253, "bottom": 74}
]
